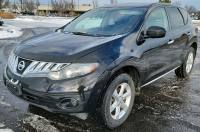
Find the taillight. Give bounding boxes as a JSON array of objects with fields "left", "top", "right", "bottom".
[{"left": 196, "top": 27, "right": 198, "bottom": 34}]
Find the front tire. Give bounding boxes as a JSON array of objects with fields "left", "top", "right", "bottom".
[
  {"left": 175, "top": 47, "right": 195, "bottom": 78},
  {"left": 93, "top": 73, "right": 135, "bottom": 129}
]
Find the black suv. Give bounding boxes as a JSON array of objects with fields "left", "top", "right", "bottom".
[{"left": 4, "top": 3, "right": 198, "bottom": 128}]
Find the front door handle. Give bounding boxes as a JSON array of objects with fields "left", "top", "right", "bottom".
[
  {"left": 187, "top": 32, "right": 191, "bottom": 36},
  {"left": 168, "top": 40, "right": 174, "bottom": 44}
]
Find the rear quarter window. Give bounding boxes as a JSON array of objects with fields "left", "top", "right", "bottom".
[{"left": 179, "top": 8, "right": 188, "bottom": 24}]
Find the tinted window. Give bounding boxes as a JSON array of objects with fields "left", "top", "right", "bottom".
[
  {"left": 167, "top": 7, "right": 184, "bottom": 30},
  {"left": 145, "top": 8, "right": 169, "bottom": 31},
  {"left": 179, "top": 8, "right": 188, "bottom": 24}
]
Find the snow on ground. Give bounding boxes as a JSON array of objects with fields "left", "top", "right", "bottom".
[
  {"left": 192, "top": 20, "right": 200, "bottom": 30},
  {"left": 22, "top": 115, "right": 59, "bottom": 132},
  {"left": 0, "top": 24, "right": 23, "bottom": 39},
  {"left": 0, "top": 123, "right": 13, "bottom": 132},
  {"left": 14, "top": 16, "right": 74, "bottom": 26},
  {"left": 0, "top": 16, "right": 74, "bottom": 39},
  {"left": 192, "top": 20, "right": 200, "bottom": 23}
]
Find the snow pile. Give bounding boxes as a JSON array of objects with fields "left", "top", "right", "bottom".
[
  {"left": 14, "top": 16, "right": 74, "bottom": 26},
  {"left": 0, "top": 123, "right": 14, "bottom": 132},
  {"left": 192, "top": 20, "right": 200, "bottom": 24},
  {"left": 192, "top": 20, "right": 200, "bottom": 30},
  {"left": 22, "top": 115, "right": 60, "bottom": 132},
  {"left": 0, "top": 29, "right": 23, "bottom": 39},
  {"left": 0, "top": 24, "right": 23, "bottom": 39}
]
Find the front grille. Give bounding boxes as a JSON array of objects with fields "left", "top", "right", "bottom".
[{"left": 8, "top": 53, "right": 70, "bottom": 77}]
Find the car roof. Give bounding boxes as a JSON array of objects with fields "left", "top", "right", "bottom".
[{"left": 102, "top": 2, "right": 183, "bottom": 9}]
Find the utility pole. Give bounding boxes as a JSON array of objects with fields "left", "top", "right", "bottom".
[
  {"left": 21, "top": 0, "right": 23, "bottom": 12},
  {"left": 48, "top": 0, "right": 49, "bottom": 13},
  {"left": 78, "top": 0, "right": 79, "bottom": 15},
  {"left": 14, "top": 0, "right": 16, "bottom": 13}
]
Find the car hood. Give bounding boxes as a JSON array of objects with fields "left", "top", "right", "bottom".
[{"left": 14, "top": 32, "right": 122, "bottom": 63}]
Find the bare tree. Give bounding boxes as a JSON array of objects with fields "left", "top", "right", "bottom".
[
  {"left": 92, "top": 0, "right": 98, "bottom": 8},
  {"left": 51, "top": 0, "right": 75, "bottom": 16},
  {"left": 110, "top": 0, "right": 118, "bottom": 4},
  {"left": 69, "top": 0, "right": 75, "bottom": 14},
  {"left": 174, "top": 1, "right": 181, "bottom": 5},
  {"left": 16, "top": 0, "right": 25, "bottom": 12},
  {"left": 51, "top": 0, "right": 59, "bottom": 13},
  {"left": 35, "top": 0, "right": 40, "bottom": 9},
  {"left": 4, "top": 0, "right": 13, "bottom": 11},
  {"left": 0, "top": 0, "right": 4, "bottom": 9},
  {"left": 51, "top": 0, "right": 64, "bottom": 15},
  {"left": 185, "top": 5, "right": 197, "bottom": 13},
  {"left": 25, "top": 0, "right": 35, "bottom": 12},
  {"left": 63, "top": 0, "right": 71, "bottom": 14},
  {"left": 12, "top": 2, "right": 18, "bottom": 12},
  {"left": 3, "top": 0, "right": 9, "bottom": 8}
]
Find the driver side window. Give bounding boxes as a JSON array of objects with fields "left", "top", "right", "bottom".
[{"left": 145, "top": 8, "right": 169, "bottom": 31}]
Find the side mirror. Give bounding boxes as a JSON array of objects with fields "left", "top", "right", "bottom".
[{"left": 145, "top": 26, "right": 166, "bottom": 38}]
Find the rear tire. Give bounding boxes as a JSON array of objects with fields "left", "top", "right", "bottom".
[
  {"left": 175, "top": 47, "right": 195, "bottom": 78},
  {"left": 93, "top": 73, "right": 135, "bottom": 129}
]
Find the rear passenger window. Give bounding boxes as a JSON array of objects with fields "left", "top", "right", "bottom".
[
  {"left": 166, "top": 7, "right": 184, "bottom": 30},
  {"left": 145, "top": 8, "right": 169, "bottom": 31},
  {"left": 179, "top": 8, "right": 188, "bottom": 24}
]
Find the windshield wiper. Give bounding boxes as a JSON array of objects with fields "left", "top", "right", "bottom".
[
  {"left": 70, "top": 32, "right": 97, "bottom": 36},
  {"left": 112, "top": 33, "right": 119, "bottom": 36}
]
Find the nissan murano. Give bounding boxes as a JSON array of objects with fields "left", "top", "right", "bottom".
[{"left": 4, "top": 3, "right": 198, "bottom": 128}]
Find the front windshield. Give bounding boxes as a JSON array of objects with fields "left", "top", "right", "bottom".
[{"left": 63, "top": 7, "right": 145, "bottom": 36}]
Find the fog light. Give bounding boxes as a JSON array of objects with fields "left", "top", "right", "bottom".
[
  {"left": 71, "top": 99, "right": 78, "bottom": 106},
  {"left": 59, "top": 98, "right": 78, "bottom": 109}
]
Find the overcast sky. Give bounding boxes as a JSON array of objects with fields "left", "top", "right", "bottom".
[{"left": 12, "top": 0, "right": 200, "bottom": 10}]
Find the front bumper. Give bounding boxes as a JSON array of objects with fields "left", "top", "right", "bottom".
[{"left": 3, "top": 66, "right": 95, "bottom": 113}]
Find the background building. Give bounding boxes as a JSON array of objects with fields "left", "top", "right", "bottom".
[{"left": 37, "top": 4, "right": 94, "bottom": 15}]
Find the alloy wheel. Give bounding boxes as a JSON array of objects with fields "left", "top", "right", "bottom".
[
  {"left": 186, "top": 52, "right": 194, "bottom": 73},
  {"left": 110, "top": 83, "right": 131, "bottom": 120}
]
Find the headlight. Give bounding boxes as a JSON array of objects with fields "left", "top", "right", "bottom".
[{"left": 47, "top": 63, "right": 99, "bottom": 80}]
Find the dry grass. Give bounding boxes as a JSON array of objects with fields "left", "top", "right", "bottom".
[{"left": 0, "top": 12, "right": 14, "bottom": 19}]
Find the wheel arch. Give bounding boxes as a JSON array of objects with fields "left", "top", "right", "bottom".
[
  {"left": 95, "top": 65, "right": 141, "bottom": 111},
  {"left": 190, "top": 42, "right": 197, "bottom": 57}
]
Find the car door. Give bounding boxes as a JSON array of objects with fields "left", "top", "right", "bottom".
[
  {"left": 139, "top": 7, "right": 174, "bottom": 84},
  {"left": 166, "top": 7, "right": 190, "bottom": 68}
]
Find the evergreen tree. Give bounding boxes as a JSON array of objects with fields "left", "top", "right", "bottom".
[{"left": 159, "top": 0, "right": 171, "bottom": 3}]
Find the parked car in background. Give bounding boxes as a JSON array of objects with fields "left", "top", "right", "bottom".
[
  {"left": 21, "top": 11, "right": 34, "bottom": 15},
  {"left": 46, "top": 13, "right": 56, "bottom": 17},
  {"left": 0, "top": 17, "right": 3, "bottom": 26},
  {"left": 4, "top": 3, "right": 198, "bottom": 129}
]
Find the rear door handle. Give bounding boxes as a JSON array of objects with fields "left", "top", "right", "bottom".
[
  {"left": 168, "top": 40, "right": 174, "bottom": 44},
  {"left": 187, "top": 32, "right": 191, "bottom": 36}
]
